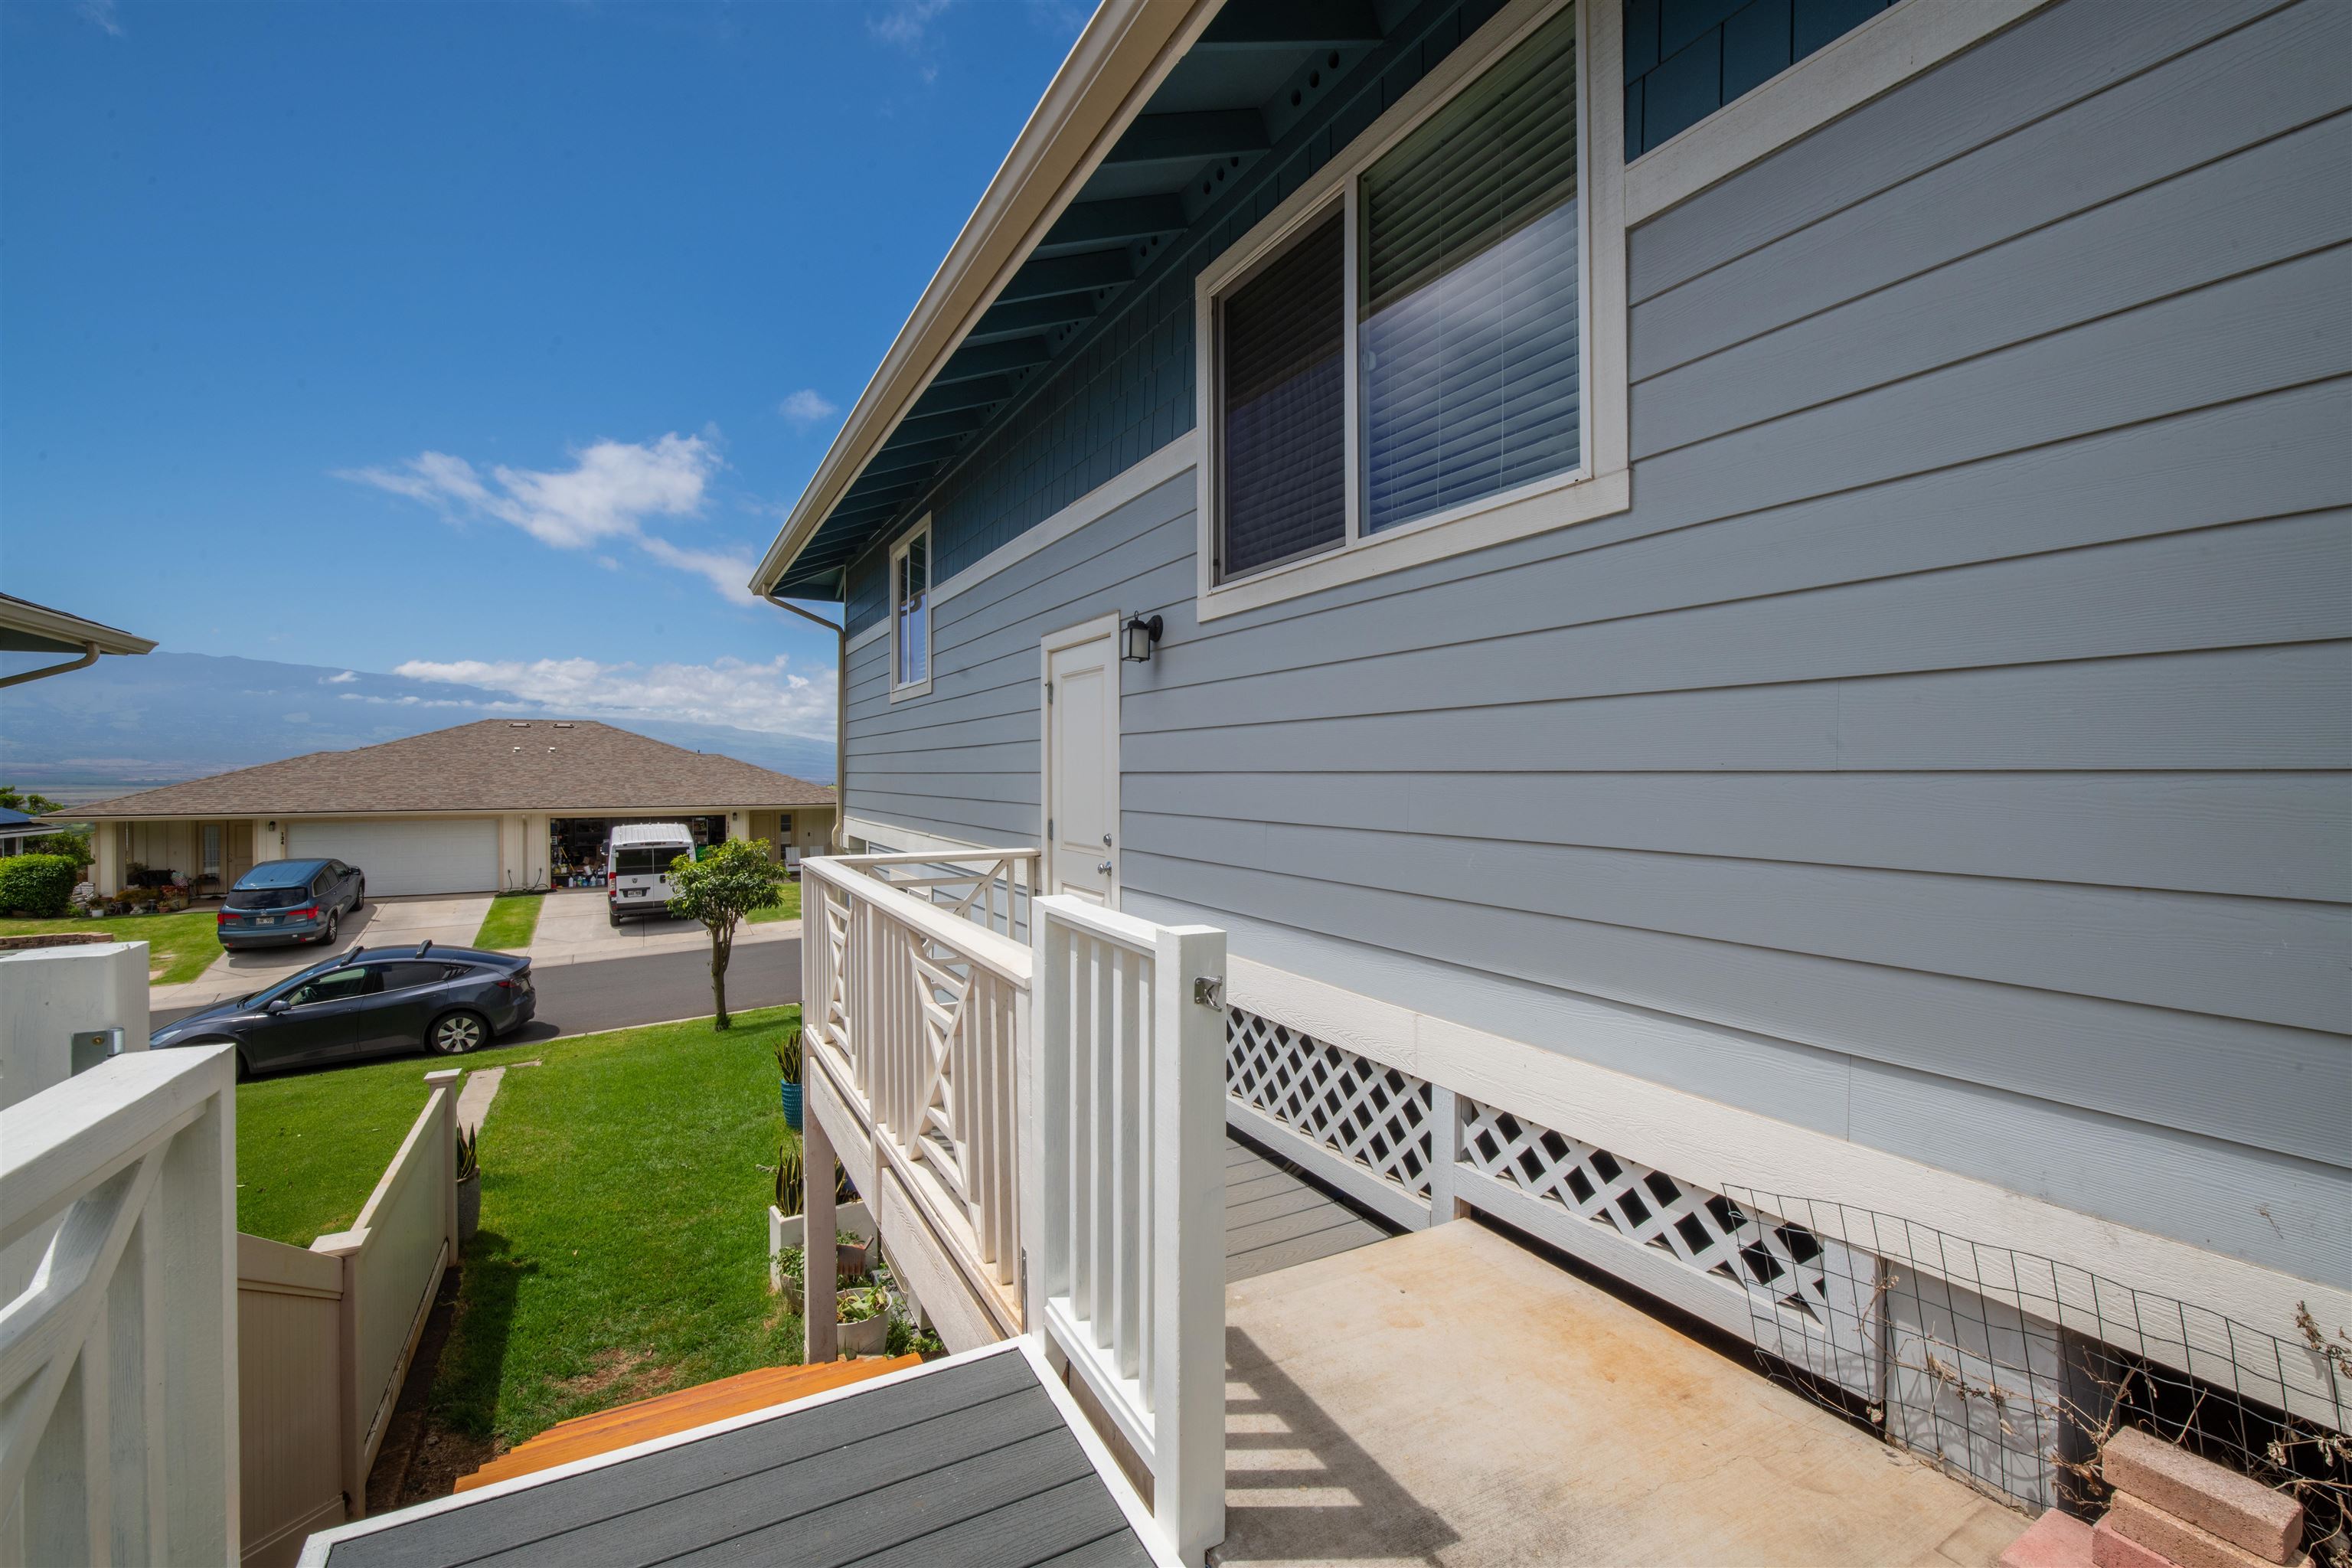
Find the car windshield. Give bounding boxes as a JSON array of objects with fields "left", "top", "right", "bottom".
[{"left": 251, "top": 958, "right": 343, "bottom": 1007}]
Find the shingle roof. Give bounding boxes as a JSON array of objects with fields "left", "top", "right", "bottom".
[{"left": 74, "top": 720, "right": 834, "bottom": 818}]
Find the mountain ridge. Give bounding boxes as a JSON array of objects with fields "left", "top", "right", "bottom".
[{"left": 0, "top": 651, "right": 833, "bottom": 802}]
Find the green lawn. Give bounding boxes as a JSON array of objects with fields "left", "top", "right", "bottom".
[
  {"left": 234, "top": 1008, "right": 805, "bottom": 1450},
  {"left": 0, "top": 909, "right": 222, "bottom": 983},
  {"left": 744, "top": 879, "right": 802, "bottom": 924},
  {"left": 472, "top": 892, "right": 544, "bottom": 950}
]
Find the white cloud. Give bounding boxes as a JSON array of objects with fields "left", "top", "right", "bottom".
[
  {"left": 335, "top": 433, "right": 760, "bottom": 602},
  {"left": 871, "top": 0, "right": 952, "bottom": 51},
  {"left": 76, "top": 0, "right": 123, "bottom": 34},
  {"left": 390, "top": 655, "right": 834, "bottom": 740},
  {"left": 778, "top": 388, "right": 839, "bottom": 427},
  {"left": 323, "top": 670, "right": 358, "bottom": 684}
]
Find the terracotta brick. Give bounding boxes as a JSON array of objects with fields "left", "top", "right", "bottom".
[
  {"left": 2103, "top": 1429, "right": 2304, "bottom": 1563},
  {"left": 2101, "top": 1494, "right": 2312, "bottom": 1568},
  {"left": 2003, "top": 1508, "right": 2095, "bottom": 1568},
  {"left": 2093, "top": 1515, "right": 2182, "bottom": 1568}
]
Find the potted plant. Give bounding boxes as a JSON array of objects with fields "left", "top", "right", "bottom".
[
  {"left": 455, "top": 1124, "right": 482, "bottom": 1244},
  {"left": 776, "top": 1243, "right": 807, "bottom": 1315},
  {"left": 776, "top": 1025, "right": 803, "bottom": 1132},
  {"left": 837, "top": 1282, "right": 893, "bottom": 1357}
]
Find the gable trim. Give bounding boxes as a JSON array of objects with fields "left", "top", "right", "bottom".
[{"left": 1623, "top": 0, "right": 2057, "bottom": 225}]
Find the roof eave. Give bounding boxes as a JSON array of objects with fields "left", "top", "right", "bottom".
[
  {"left": 0, "top": 596, "right": 157, "bottom": 658},
  {"left": 750, "top": 0, "right": 1220, "bottom": 599}
]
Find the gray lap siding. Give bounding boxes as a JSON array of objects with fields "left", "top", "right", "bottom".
[{"left": 842, "top": 0, "right": 2352, "bottom": 1282}]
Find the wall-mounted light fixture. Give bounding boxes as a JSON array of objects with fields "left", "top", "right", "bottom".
[{"left": 1122, "top": 613, "right": 1164, "bottom": 663}]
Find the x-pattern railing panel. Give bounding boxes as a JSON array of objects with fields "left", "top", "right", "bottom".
[{"left": 1227, "top": 1008, "right": 1434, "bottom": 1197}]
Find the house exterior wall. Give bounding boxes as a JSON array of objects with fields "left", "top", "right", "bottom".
[{"left": 841, "top": 0, "right": 2352, "bottom": 1289}]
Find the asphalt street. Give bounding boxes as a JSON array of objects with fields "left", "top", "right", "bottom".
[{"left": 152, "top": 939, "right": 803, "bottom": 1043}]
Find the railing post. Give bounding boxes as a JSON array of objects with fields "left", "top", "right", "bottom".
[
  {"left": 802, "top": 1095, "right": 839, "bottom": 1364},
  {"left": 1153, "top": 922, "right": 1227, "bottom": 1564}
]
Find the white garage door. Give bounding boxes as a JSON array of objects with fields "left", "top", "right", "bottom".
[{"left": 287, "top": 818, "right": 499, "bottom": 897}]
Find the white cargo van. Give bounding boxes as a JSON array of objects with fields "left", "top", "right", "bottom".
[{"left": 606, "top": 822, "right": 695, "bottom": 926}]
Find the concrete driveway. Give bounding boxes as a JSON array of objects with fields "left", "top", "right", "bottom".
[
  {"left": 152, "top": 892, "right": 492, "bottom": 1010},
  {"left": 526, "top": 888, "right": 799, "bottom": 965}
]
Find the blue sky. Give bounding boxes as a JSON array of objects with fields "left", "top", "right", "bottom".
[{"left": 2, "top": 0, "right": 1084, "bottom": 740}]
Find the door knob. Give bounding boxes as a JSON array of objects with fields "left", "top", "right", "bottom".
[{"left": 1096, "top": 860, "right": 1114, "bottom": 875}]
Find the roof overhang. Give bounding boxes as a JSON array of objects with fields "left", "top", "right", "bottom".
[
  {"left": 0, "top": 595, "right": 156, "bottom": 658},
  {"left": 751, "top": 0, "right": 1220, "bottom": 600}
]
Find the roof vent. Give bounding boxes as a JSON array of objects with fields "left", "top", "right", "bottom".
[
  {"left": 509, "top": 721, "right": 531, "bottom": 728},
  {"left": 554, "top": 722, "right": 575, "bottom": 729}
]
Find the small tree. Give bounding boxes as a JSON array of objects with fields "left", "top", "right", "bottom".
[
  {"left": 667, "top": 838, "right": 786, "bottom": 1029},
  {"left": 0, "top": 786, "right": 64, "bottom": 816}
]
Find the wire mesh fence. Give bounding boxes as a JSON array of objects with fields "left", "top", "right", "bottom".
[{"left": 1723, "top": 1190, "right": 2350, "bottom": 1565}]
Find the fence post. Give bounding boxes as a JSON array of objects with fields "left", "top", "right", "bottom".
[
  {"left": 311, "top": 1231, "right": 368, "bottom": 1521},
  {"left": 1426, "top": 1085, "right": 1462, "bottom": 1223},
  {"left": 1152, "top": 922, "right": 1227, "bottom": 1565},
  {"left": 424, "top": 1068, "right": 462, "bottom": 1264}
]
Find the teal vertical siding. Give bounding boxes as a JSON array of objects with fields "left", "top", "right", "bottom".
[{"left": 1623, "top": 0, "right": 1896, "bottom": 159}]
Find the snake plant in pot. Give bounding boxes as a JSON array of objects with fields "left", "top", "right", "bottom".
[
  {"left": 776, "top": 1025, "right": 803, "bottom": 1131},
  {"left": 455, "top": 1123, "right": 482, "bottom": 1244}
]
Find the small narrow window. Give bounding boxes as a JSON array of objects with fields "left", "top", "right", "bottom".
[
  {"left": 890, "top": 521, "right": 930, "bottom": 695},
  {"left": 1360, "top": 4, "right": 1581, "bottom": 533},
  {"left": 1217, "top": 211, "right": 1348, "bottom": 581}
]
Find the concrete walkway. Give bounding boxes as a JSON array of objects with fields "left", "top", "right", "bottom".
[
  {"left": 522, "top": 888, "right": 799, "bottom": 966},
  {"left": 1218, "top": 1220, "right": 2026, "bottom": 1567},
  {"left": 150, "top": 893, "right": 494, "bottom": 1011}
]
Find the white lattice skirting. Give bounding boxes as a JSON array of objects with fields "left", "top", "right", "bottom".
[
  {"left": 1226, "top": 1007, "right": 1433, "bottom": 1204},
  {"left": 1222, "top": 1004, "right": 1875, "bottom": 1393}
]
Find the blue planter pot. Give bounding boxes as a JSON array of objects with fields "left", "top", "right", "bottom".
[{"left": 780, "top": 1080, "right": 802, "bottom": 1131}]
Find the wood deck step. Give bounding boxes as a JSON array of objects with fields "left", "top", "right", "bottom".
[{"left": 454, "top": 1356, "right": 922, "bottom": 1494}]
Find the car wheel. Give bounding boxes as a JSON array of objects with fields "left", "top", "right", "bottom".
[
  {"left": 428, "top": 1010, "right": 488, "bottom": 1055},
  {"left": 320, "top": 909, "right": 340, "bottom": 946},
  {"left": 608, "top": 906, "right": 621, "bottom": 928},
  {"left": 351, "top": 881, "right": 365, "bottom": 913}
]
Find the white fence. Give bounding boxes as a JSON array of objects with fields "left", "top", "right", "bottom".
[
  {"left": 305, "top": 1069, "right": 459, "bottom": 1524},
  {"left": 1, "top": 1044, "right": 240, "bottom": 1568},
  {"left": 1031, "top": 895, "right": 1227, "bottom": 1566}
]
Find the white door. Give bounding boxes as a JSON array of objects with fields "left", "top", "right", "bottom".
[
  {"left": 1043, "top": 619, "right": 1120, "bottom": 903},
  {"left": 286, "top": 818, "right": 499, "bottom": 897}
]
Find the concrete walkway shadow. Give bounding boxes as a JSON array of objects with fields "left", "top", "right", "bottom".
[{"left": 1221, "top": 1323, "right": 1457, "bottom": 1565}]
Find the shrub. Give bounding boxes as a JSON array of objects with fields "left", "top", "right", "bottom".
[
  {"left": 33, "top": 830, "right": 92, "bottom": 870},
  {"left": 0, "top": 854, "right": 83, "bottom": 917}
]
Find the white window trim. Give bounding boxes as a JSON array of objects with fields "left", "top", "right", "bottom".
[
  {"left": 1622, "top": 0, "right": 2056, "bottom": 224},
  {"left": 1193, "top": 0, "right": 1628, "bottom": 624},
  {"left": 887, "top": 515, "right": 933, "bottom": 701}
]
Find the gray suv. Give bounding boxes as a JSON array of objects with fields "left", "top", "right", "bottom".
[{"left": 217, "top": 858, "right": 366, "bottom": 948}]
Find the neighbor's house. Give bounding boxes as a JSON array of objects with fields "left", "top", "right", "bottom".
[
  {"left": 755, "top": 0, "right": 2350, "bottom": 1465},
  {"left": 0, "top": 808, "right": 60, "bottom": 858},
  {"left": 74, "top": 718, "right": 834, "bottom": 897}
]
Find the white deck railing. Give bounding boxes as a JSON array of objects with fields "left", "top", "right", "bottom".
[
  {"left": 797, "top": 854, "right": 1230, "bottom": 1563},
  {"left": 1031, "top": 895, "right": 1227, "bottom": 1566},
  {"left": 802, "top": 851, "right": 1037, "bottom": 1331},
  {"left": 2, "top": 1045, "right": 240, "bottom": 1568}
]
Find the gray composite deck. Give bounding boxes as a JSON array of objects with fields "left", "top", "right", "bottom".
[
  {"left": 1223, "top": 1130, "right": 1393, "bottom": 1282},
  {"left": 315, "top": 1351, "right": 1149, "bottom": 1568}
]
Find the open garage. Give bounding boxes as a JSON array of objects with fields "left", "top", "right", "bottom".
[{"left": 77, "top": 718, "right": 834, "bottom": 900}]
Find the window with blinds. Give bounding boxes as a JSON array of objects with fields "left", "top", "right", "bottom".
[
  {"left": 1217, "top": 210, "right": 1347, "bottom": 581},
  {"left": 1360, "top": 5, "right": 1580, "bottom": 534}
]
